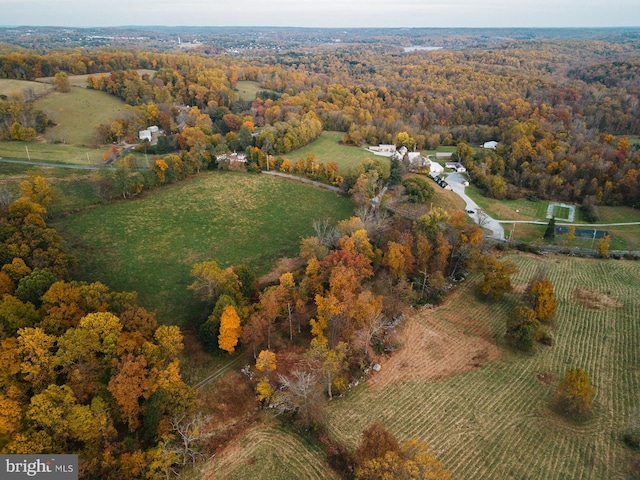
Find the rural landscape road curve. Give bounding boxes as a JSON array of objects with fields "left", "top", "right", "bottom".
[{"left": 446, "top": 171, "right": 505, "bottom": 240}]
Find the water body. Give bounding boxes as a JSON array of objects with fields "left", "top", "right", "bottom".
[{"left": 403, "top": 46, "right": 443, "bottom": 52}]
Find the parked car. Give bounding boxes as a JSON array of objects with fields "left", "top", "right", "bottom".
[{"left": 466, "top": 209, "right": 475, "bottom": 214}]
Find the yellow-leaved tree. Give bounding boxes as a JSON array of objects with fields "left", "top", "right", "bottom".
[
  {"left": 255, "top": 349, "right": 277, "bottom": 373},
  {"left": 529, "top": 278, "right": 557, "bottom": 323},
  {"left": 218, "top": 305, "right": 241, "bottom": 353},
  {"left": 555, "top": 367, "right": 595, "bottom": 416}
]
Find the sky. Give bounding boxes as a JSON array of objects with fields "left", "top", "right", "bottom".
[{"left": 1, "top": 0, "right": 639, "bottom": 29}]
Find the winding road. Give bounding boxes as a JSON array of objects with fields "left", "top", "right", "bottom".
[{"left": 446, "top": 172, "right": 505, "bottom": 240}]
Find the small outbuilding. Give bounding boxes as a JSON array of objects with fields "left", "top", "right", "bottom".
[{"left": 445, "top": 162, "right": 466, "bottom": 173}]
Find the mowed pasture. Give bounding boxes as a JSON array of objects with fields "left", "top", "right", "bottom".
[
  {"left": 323, "top": 254, "right": 640, "bottom": 479},
  {"left": 34, "top": 87, "right": 131, "bottom": 146},
  {"left": 0, "top": 141, "right": 110, "bottom": 164},
  {"left": 201, "top": 424, "right": 339, "bottom": 480},
  {"left": 286, "top": 131, "right": 381, "bottom": 172},
  {"left": 0, "top": 78, "right": 52, "bottom": 98},
  {"left": 52, "top": 171, "right": 355, "bottom": 325}
]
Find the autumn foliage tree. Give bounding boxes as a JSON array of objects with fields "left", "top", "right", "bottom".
[
  {"left": 506, "top": 305, "right": 541, "bottom": 351},
  {"left": 218, "top": 305, "right": 241, "bottom": 353},
  {"left": 354, "top": 422, "right": 400, "bottom": 468},
  {"left": 354, "top": 424, "right": 452, "bottom": 480},
  {"left": 555, "top": 367, "right": 595, "bottom": 416},
  {"left": 528, "top": 278, "right": 557, "bottom": 323},
  {"left": 478, "top": 254, "right": 519, "bottom": 301}
]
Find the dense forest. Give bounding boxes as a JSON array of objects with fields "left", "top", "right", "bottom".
[{"left": 1, "top": 33, "right": 639, "bottom": 206}]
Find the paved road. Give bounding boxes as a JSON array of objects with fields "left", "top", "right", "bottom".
[{"left": 446, "top": 172, "right": 505, "bottom": 240}]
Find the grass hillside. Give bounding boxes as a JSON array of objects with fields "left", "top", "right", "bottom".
[
  {"left": 0, "top": 78, "right": 53, "bottom": 98},
  {"left": 286, "top": 131, "right": 380, "bottom": 172},
  {"left": 52, "top": 171, "right": 355, "bottom": 325},
  {"left": 201, "top": 424, "right": 339, "bottom": 480},
  {"left": 0, "top": 141, "right": 110, "bottom": 164},
  {"left": 323, "top": 254, "right": 640, "bottom": 479},
  {"left": 34, "top": 87, "right": 130, "bottom": 146}
]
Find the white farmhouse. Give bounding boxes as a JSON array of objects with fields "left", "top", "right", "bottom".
[
  {"left": 139, "top": 130, "right": 152, "bottom": 142},
  {"left": 482, "top": 141, "right": 498, "bottom": 149}
]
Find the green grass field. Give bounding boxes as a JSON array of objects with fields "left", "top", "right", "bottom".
[
  {"left": 0, "top": 142, "right": 110, "bottom": 164},
  {"left": 0, "top": 78, "right": 52, "bottom": 98},
  {"left": 34, "top": 87, "right": 131, "bottom": 146},
  {"left": 235, "top": 81, "right": 264, "bottom": 101},
  {"left": 285, "top": 131, "right": 381, "bottom": 172},
  {"left": 323, "top": 254, "right": 640, "bottom": 479},
  {"left": 465, "top": 184, "right": 551, "bottom": 221},
  {"left": 552, "top": 205, "right": 571, "bottom": 220},
  {"left": 202, "top": 424, "right": 339, "bottom": 480},
  {"left": 52, "top": 171, "right": 355, "bottom": 325}
]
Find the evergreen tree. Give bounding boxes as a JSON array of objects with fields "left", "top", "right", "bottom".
[{"left": 544, "top": 217, "right": 556, "bottom": 239}]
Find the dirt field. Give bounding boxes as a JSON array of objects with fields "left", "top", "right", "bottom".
[{"left": 368, "top": 314, "right": 501, "bottom": 389}]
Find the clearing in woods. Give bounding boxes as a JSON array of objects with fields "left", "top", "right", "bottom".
[
  {"left": 286, "top": 131, "right": 381, "bottom": 172},
  {"left": 34, "top": 87, "right": 130, "bottom": 146},
  {"left": 321, "top": 254, "right": 640, "bottom": 479},
  {"left": 52, "top": 171, "right": 355, "bottom": 326}
]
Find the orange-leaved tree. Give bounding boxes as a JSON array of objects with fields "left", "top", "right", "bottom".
[{"left": 218, "top": 305, "right": 241, "bottom": 353}]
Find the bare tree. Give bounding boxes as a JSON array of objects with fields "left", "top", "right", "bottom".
[
  {"left": 356, "top": 204, "right": 389, "bottom": 241},
  {"left": 0, "top": 185, "right": 16, "bottom": 209},
  {"left": 313, "top": 218, "right": 340, "bottom": 248},
  {"left": 169, "top": 412, "right": 214, "bottom": 466},
  {"left": 476, "top": 208, "right": 490, "bottom": 228},
  {"left": 272, "top": 370, "right": 324, "bottom": 429}
]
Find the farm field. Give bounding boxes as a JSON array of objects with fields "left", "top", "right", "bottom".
[
  {"left": 34, "top": 86, "right": 130, "bottom": 146},
  {"left": 0, "top": 78, "right": 52, "bottom": 98},
  {"left": 0, "top": 141, "right": 110, "bottom": 164},
  {"left": 201, "top": 424, "right": 339, "bottom": 480},
  {"left": 285, "top": 131, "right": 380, "bottom": 172},
  {"left": 52, "top": 171, "right": 355, "bottom": 325},
  {"left": 323, "top": 254, "right": 640, "bottom": 479}
]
